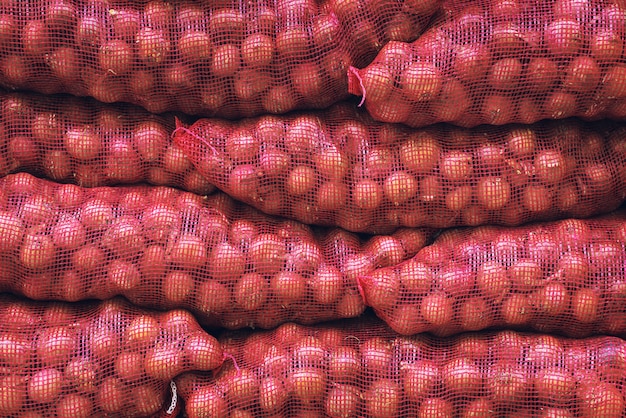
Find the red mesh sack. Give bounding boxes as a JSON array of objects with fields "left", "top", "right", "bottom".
[
  {"left": 0, "top": 90, "right": 216, "bottom": 195},
  {"left": 0, "top": 294, "right": 223, "bottom": 418},
  {"left": 176, "top": 318, "right": 626, "bottom": 418},
  {"left": 348, "top": 0, "right": 626, "bottom": 127},
  {"left": 0, "top": 172, "right": 433, "bottom": 330},
  {"left": 0, "top": 0, "right": 442, "bottom": 119},
  {"left": 358, "top": 210, "right": 626, "bottom": 338},
  {"left": 174, "top": 101, "right": 626, "bottom": 233}
]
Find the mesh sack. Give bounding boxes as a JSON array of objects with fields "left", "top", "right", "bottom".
[
  {"left": 0, "top": 294, "right": 223, "bottom": 418},
  {"left": 0, "top": 89, "right": 216, "bottom": 195},
  {"left": 0, "top": 172, "right": 434, "bottom": 330},
  {"left": 348, "top": 0, "right": 626, "bottom": 128},
  {"left": 176, "top": 317, "right": 626, "bottom": 418},
  {"left": 358, "top": 210, "right": 626, "bottom": 339},
  {"left": 174, "top": 101, "right": 626, "bottom": 234},
  {"left": 0, "top": 0, "right": 442, "bottom": 119}
]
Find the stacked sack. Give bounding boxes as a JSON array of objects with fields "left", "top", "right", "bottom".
[{"left": 0, "top": 0, "right": 625, "bottom": 417}]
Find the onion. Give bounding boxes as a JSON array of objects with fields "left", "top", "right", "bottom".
[
  {"left": 488, "top": 58, "right": 523, "bottom": 90},
  {"left": 98, "top": 40, "right": 132, "bottom": 75},
  {"left": 365, "top": 269, "right": 400, "bottom": 310},
  {"left": 0, "top": 375, "right": 25, "bottom": 415},
  {"left": 144, "top": 344, "right": 183, "bottom": 381},
  {"left": 64, "top": 127, "right": 101, "bottom": 161},
  {"left": 400, "top": 132, "right": 440, "bottom": 173},
  {"left": 97, "top": 377, "right": 125, "bottom": 415},
  {"left": 136, "top": 27, "right": 170, "bottom": 65},
  {"left": 421, "top": 292, "right": 453, "bottom": 327},
  {"left": 400, "top": 61, "right": 442, "bottom": 102},
  {"left": 535, "top": 367, "right": 575, "bottom": 402},
  {"left": 579, "top": 381, "right": 625, "bottom": 418},
  {"left": 110, "top": 347, "right": 141, "bottom": 378},
  {"left": 28, "top": 368, "right": 63, "bottom": 404},
  {"left": 353, "top": 179, "right": 383, "bottom": 210},
  {"left": 56, "top": 394, "right": 93, "bottom": 418},
  {"left": 291, "top": 368, "right": 325, "bottom": 404},
  {"left": 0, "top": 212, "right": 23, "bottom": 252},
  {"left": 259, "top": 376, "right": 288, "bottom": 413},
  {"left": 563, "top": 56, "right": 601, "bottom": 93},
  {"left": 360, "top": 63, "right": 394, "bottom": 102},
  {"left": 545, "top": 19, "right": 583, "bottom": 56},
  {"left": 132, "top": 384, "right": 164, "bottom": 416},
  {"left": 440, "top": 151, "right": 473, "bottom": 181},
  {"left": 20, "top": 232, "right": 55, "bottom": 270},
  {"left": 271, "top": 271, "right": 306, "bottom": 307},
  {"left": 418, "top": 397, "right": 453, "bottom": 418},
  {"left": 501, "top": 293, "right": 532, "bottom": 326},
  {"left": 325, "top": 384, "right": 359, "bottom": 418},
  {"left": 365, "top": 379, "right": 400, "bottom": 418},
  {"left": 311, "top": 264, "right": 343, "bottom": 305},
  {"left": 291, "top": 62, "right": 324, "bottom": 98},
  {"left": 114, "top": 351, "right": 144, "bottom": 382},
  {"left": 571, "top": 288, "right": 599, "bottom": 323}
]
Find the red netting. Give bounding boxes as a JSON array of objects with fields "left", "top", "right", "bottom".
[
  {"left": 0, "top": 89, "right": 218, "bottom": 195},
  {"left": 358, "top": 210, "right": 626, "bottom": 338},
  {"left": 174, "top": 101, "right": 626, "bottom": 233},
  {"left": 0, "top": 0, "right": 442, "bottom": 119},
  {"left": 176, "top": 317, "right": 626, "bottom": 418},
  {"left": 348, "top": 0, "right": 626, "bottom": 127},
  {"left": 0, "top": 294, "right": 223, "bottom": 418},
  {"left": 0, "top": 171, "right": 435, "bottom": 330}
]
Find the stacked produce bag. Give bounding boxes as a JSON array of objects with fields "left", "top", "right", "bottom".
[{"left": 0, "top": 0, "right": 624, "bottom": 416}]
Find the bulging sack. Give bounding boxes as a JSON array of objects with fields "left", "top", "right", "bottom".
[
  {"left": 0, "top": 172, "right": 433, "bottom": 330},
  {"left": 175, "top": 102, "right": 626, "bottom": 233},
  {"left": 360, "top": 211, "right": 626, "bottom": 338},
  {"left": 349, "top": 0, "right": 626, "bottom": 127},
  {"left": 0, "top": 89, "right": 214, "bottom": 194},
  {"left": 0, "top": 0, "right": 441, "bottom": 118},
  {"left": 176, "top": 317, "right": 626, "bottom": 418},
  {"left": 0, "top": 294, "right": 223, "bottom": 418}
]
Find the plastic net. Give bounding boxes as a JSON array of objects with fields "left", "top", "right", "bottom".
[
  {"left": 0, "top": 89, "right": 216, "bottom": 195},
  {"left": 0, "top": 0, "right": 442, "bottom": 119},
  {"left": 176, "top": 317, "right": 626, "bottom": 418},
  {"left": 0, "top": 172, "right": 434, "bottom": 330},
  {"left": 359, "top": 210, "right": 626, "bottom": 338},
  {"left": 174, "top": 102, "right": 626, "bottom": 234},
  {"left": 348, "top": 0, "right": 626, "bottom": 128},
  {"left": 0, "top": 294, "right": 223, "bottom": 418}
]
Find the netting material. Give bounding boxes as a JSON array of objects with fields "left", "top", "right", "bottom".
[
  {"left": 0, "top": 172, "right": 434, "bottom": 330},
  {"left": 0, "top": 0, "right": 442, "bottom": 119},
  {"left": 348, "top": 0, "right": 626, "bottom": 128},
  {"left": 358, "top": 211, "right": 626, "bottom": 338},
  {"left": 0, "top": 294, "right": 222, "bottom": 418},
  {"left": 0, "top": 89, "right": 217, "bottom": 195},
  {"left": 174, "top": 102, "right": 626, "bottom": 234},
  {"left": 176, "top": 318, "right": 626, "bottom": 418}
]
